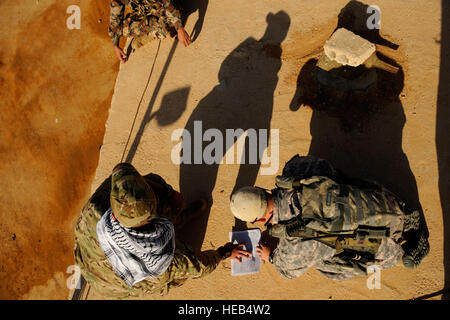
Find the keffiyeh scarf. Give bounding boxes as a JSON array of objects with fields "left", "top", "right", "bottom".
[{"left": 96, "top": 208, "right": 175, "bottom": 287}]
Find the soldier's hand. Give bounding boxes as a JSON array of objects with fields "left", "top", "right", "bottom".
[
  {"left": 114, "top": 45, "right": 127, "bottom": 63},
  {"left": 177, "top": 28, "right": 192, "bottom": 47},
  {"left": 256, "top": 243, "right": 271, "bottom": 262},
  {"left": 229, "top": 243, "right": 251, "bottom": 263}
]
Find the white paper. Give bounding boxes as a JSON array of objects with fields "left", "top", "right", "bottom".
[{"left": 229, "top": 229, "right": 261, "bottom": 276}]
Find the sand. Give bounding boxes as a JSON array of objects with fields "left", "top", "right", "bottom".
[
  {"left": 0, "top": 0, "right": 118, "bottom": 299},
  {"left": 0, "top": 0, "right": 447, "bottom": 300}
]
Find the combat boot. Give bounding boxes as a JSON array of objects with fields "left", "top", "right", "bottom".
[
  {"left": 402, "top": 209, "right": 430, "bottom": 269},
  {"left": 402, "top": 229, "right": 430, "bottom": 269},
  {"left": 403, "top": 210, "right": 421, "bottom": 232}
]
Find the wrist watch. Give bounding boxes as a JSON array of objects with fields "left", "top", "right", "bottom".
[{"left": 268, "top": 251, "right": 274, "bottom": 264}]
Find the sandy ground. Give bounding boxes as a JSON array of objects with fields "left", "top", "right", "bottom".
[
  {"left": 0, "top": 0, "right": 447, "bottom": 300},
  {"left": 0, "top": 0, "right": 118, "bottom": 299}
]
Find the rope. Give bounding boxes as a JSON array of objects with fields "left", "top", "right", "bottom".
[{"left": 120, "top": 39, "right": 162, "bottom": 163}]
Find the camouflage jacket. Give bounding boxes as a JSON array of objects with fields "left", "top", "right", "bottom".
[
  {"left": 109, "top": 0, "right": 183, "bottom": 45},
  {"left": 74, "top": 173, "right": 221, "bottom": 299},
  {"left": 271, "top": 155, "right": 404, "bottom": 280}
]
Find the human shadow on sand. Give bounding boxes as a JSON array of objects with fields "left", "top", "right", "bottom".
[
  {"left": 176, "top": 12, "right": 290, "bottom": 249},
  {"left": 289, "top": 0, "right": 429, "bottom": 269}
]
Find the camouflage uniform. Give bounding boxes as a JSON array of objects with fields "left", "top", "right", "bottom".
[
  {"left": 74, "top": 165, "right": 222, "bottom": 299},
  {"left": 109, "top": 0, "right": 183, "bottom": 46},
  {"left": 270, "top": 155, "right": 406, "bottom": 280}
]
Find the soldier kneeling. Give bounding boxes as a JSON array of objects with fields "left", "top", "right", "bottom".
[{"left": 229, "top": 155, "right": 430, "bottom": 280}]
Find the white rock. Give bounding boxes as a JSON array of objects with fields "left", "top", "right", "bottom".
[{"left": 324, "top": 28, "right": 376, "bottom": 67}]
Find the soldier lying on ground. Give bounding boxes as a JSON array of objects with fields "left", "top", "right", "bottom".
[
  {"left": 229, "top": 155, "right": 430, "bottom": 280},
  {"left": 74, "top": 163, "right": 249, "bottom": 299},
  {"left": 109, "top": 0, "right": 192, "bottom": 63}
]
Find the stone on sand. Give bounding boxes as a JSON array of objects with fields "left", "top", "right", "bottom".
[{"left": 324, "top": 28, "right": 376, "bottom": 67}]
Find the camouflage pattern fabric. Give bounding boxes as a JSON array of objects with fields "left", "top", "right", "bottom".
[
  {"left": 74, "top": 172, "right": 221, "bottom": 299},
  {"left": 272, "top": 234, "right": 336, "bottom": 280},
  {"left": 109, "top": 0, "right": 183, "bottom": 46},
  {"left": 110, "top": 163, "right": 157, "bottom": 228},
  {"left": 297, "top": 175, "right": 405, "bottom": 241},
  {"left": 271, "top": 155, "right": 405, "bottom": 280}
]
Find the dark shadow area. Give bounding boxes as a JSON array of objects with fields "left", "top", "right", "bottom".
[
  {"left": 229, "top": 229, "right": 254, "bottom": 252},
  {"left": 153, "top": 87, "right": 190, "bottom": 125},
  {"left": 290, "top": 0, "right": 429, "bottom": 264},
  {"left": 438, "top": 0, "right": 450, "bottom": 301},
  {"left": 176, "top": 12, "right": 290, "bottom": 249}
]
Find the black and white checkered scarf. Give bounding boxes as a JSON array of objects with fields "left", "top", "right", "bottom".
[{"left": 96, "top": 208, "right": 175, "bottom": 287}]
